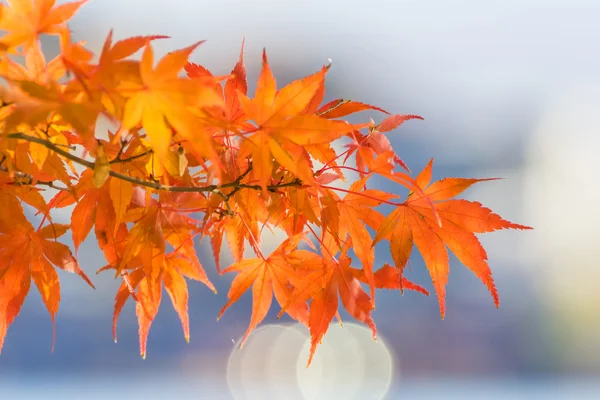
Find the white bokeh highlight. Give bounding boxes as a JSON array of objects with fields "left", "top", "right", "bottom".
[
  {"left": 522, "top": 84, "right": 600, "bottom": 368},
  {"left": 226, "top": 323, "right": 394, "bottom": 399}
]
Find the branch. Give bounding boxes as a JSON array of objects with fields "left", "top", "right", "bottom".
[
  {"left": 236, "top": 162, "right": 253, "bottom": 182},
  {"left": 6, "top": 132, "right": 95, "bottom": 168},
  {"left": 4, "top": 132, "right": 302, "bottom": 194},
  {"left": 0, "top": 165, "right": 71, "bottom": 192},
  {"left": 110, "top": 145, "right": 153, "bottom": 164}
]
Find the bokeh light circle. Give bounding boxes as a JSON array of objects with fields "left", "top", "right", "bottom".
[
  {"left": 226, "top": 322, "right": 394, "bottom": 399},
  {"left": 295, "top": 322, "right": 394, "bottom": 400}
]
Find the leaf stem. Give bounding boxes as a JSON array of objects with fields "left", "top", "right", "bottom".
[
  {"left": 110, "top": 149, "right": 153, "bottom": 164},
  {"left": 318, "top": 184, "right": 401, "bottom": 206}
]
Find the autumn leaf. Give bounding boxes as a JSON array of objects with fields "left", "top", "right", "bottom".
[
  {"left": 281, "top": 246, "right": 377, "bottom": 366},
  {"left": 343, "top": 114, "right": 424, "bottom": 174},
  {"left": 375, "top": 159, "right": 532, "bottom": 318},
  {"left": 377, "top": 114, "right": 424, "bottom": 133},
  {"left": 119, "top": 194, "right": 214, "bottom": 296},
  {"left": 135, "top": 273, "right": 162, "bottom": 359},
  {"left": 112, "top": 268, "right": 144, "bottom": 343},
  {"left": 237, "top": 50, "right": 362, "bottom": 192},
  {"left": 350, "top": 263, "right": 430, "bottom": 296},
  {"left": 109, "top": 173, "right": 133, "bottom": 226},
  {"left": 317, "top": 99, "right": 389, "bottom": 119},
  {"left": 119, "top": 41, "right": 223, "bottom": 174},
  {"left": 0, "top": 200, "right": 94, "bottom": 353},
  {"left": 218, "top": 235, "right": 310, "bottom": 346},
  {"left": 37, "top": 222, "right": 69, "bottom": 240},
  {"left": 99, "top": 30, "right": 169, "bottom": 67},
  {"left": 93, "top": 143, "right": 110, "bottom": 187},
  {"left": 0, "top": 0, "right": 87, "bottom": 49},
  {"left": 224, "top": 39, "right": 247, "bottom": 120},
  {"left": 327, "top": 177, "right": 397, "bottom": 299},
  {"left": 113, "top": 251, "right": 215, "bottom": 358},
  {"left": 186, "top": 37, "right": 247, "bottom": 122}
]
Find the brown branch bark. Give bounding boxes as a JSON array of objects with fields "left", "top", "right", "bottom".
[
  {"left": 3, "top": 132, "right": 301, "bottom": 194},
  {"left": 0, "top": 164, "right": 71, "bottom": 192}
]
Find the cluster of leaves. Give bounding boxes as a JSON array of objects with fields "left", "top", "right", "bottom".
[{"left": 0, "top": 0, "right": 531, "bottom": 364}]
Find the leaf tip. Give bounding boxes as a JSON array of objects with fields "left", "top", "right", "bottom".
[
  {"left": 262, "top": 48, "right": 268, "bottom": 64},
  {"left": 305, "top": 355, "right": 313, "bottom": 369}
]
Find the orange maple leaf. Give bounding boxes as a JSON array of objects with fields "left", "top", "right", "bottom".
[
  {"left": 351, "top": 263, "right": 430, "bottom": 296},
  {"left": 112, "top": 251, "right": 208, "bottom": 358},
  {"left": 237, "top": 50, "right": 362, "bottom": 192},
  {"left": 0, "top": 0, "right": 86, "bottom": 49},
  {"left": 119, "top": 194, "right": 213, "bottom": 290},
  {"left": 218, "top": 235, "right": 310, "bottom": 346},
  {"left": 279, "top": 241, "right": 376, "bottom": 366},
  {"left": 185, "top": 38, "right": 247, "bottom": 123},
  {"left": 320, "top": 177, "right": 398, "bottom": 300},
  {"left": 375, "top": 159, "right": 532, "bottom": 318},
  {"left": 0, "top": 193, "right": 93, "bottom": 353},
  {"left": 118, "top": 41, "right": 223, "bottom": 174},
  {"left": 316, "top": 99, "right": 390, "bottom": 119}
]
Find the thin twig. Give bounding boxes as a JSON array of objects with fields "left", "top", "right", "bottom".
[
  {"left": 236, "top": 162, "right": 253, "bottom": 182},
  {"left": 110, "top": 149, "right": 152, "bottom": 164},
  {"left": 0, "top": 165, "right": 71, "bottom": 192},
  {"left": 111, "top": 140, "right": 128, "bottom": 163}
]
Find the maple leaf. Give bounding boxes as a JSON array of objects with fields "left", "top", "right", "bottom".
[
  {"left": 0, "top": 175, "right": 49, "bottom": 214},
  {"left": 119, "top": 41, "right": 223, "bottom": 174},
  {"left": 109, "top": 166, "right": 133, "bottom": 226},
  {"left": 0, "top": 39, "right": 66, "bottom": 84},
  {"left": 218, "top": 235, "right": 310, "bottom": 346},
  {"left": 46, "top": 170, "right": 128, "bottom": 264},
  {"left": 185, "top": 38, "right": 247, "bottom": 123},
  {"left": 52, "top": 171, "right": 109, "bottom": 252},
  {"left": 74, "top": 30, "right": 170, "bottom": 116},
  {"left": 350, "top": 263, "right": 430, "bottom": 296},
  {"left": 321, "top": 177, "right": 397, "bottom": 300},
  {"left": 119, "top": 194, "right": 214, "bottom": 295},
  {"left": 280, "top": 240, "right": 377, "bottom": 366},
  {"left": 0, "top": 193, "right": 94, "bottom": 353},
  {"left": 377, "top": 114, "right": 424, "bottom": 133},
  {"left": 0, "top": 0, "right": 87, "bottom": 49},
  {"left": 316, "top": 99, "right": 389, "bottom": 119},
  {"left": 237, "top": 50, "right": 362, "bottom": 192},
  {"left": 112, "top": 251, "right": 209, "bottom": 358},
  {"left": 98, "top": 30, "right": 169, "bottom": 69},
  {"left": 374, "top": 159, "right": 532, "bottom": 318},
  {"left": 344, "top": 114, "right": 424, "bottom": 174}
]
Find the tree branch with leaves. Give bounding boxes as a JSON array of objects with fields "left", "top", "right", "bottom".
[{"left": 0, "top": 0, "right": 531, "bottom": 364}]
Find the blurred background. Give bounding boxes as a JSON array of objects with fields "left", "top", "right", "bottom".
[{"left": 1, "top": 0, "right": 599, "bottom": 398}]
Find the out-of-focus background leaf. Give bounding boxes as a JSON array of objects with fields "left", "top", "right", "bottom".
[{"left": 1, "top": 0, "right": 598, "bottom": 398}]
